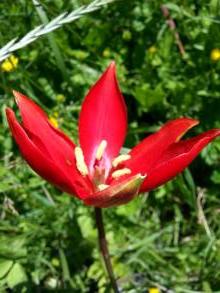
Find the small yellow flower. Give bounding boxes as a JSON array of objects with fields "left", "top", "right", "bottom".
[
  {"left": 210, "top": 48, "right": 220, "bottom": 61},
  {"left": 49, "top": 116, "right": 59, "bottom": 128},
  {"left": 1, "top": 55, "right": 19, "bottom": 72},
  {"left": 149, "top": 288, "right": 160, "bottom": 293},
  {"left": 148, "top": 46, "right": 157, "bottom": 54}
]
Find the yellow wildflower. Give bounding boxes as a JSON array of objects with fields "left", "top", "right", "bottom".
[
  {"left": 148, "top": 46, "right": 157, "bottom": 54},
  {"left": 210, "top": 48, "right": 220, "bottom": 61},
  {"left": 49, "top": 116, "right": 59, "bottom": 128},
  {"left": 1, "top": 55, "right": 19, "bottom": 72},
  {"left": 149, "top": 288, "right": 160, "bottom": 293}
]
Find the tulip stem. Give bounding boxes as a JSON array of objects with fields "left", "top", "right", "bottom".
[{"left": 95, "top": 207, "right": 119, "bottom": 293}]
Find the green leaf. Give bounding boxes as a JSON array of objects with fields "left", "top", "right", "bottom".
[
  {"left": 163, "top": 3, "right": 182, "bottom": 14},
  {"left": 6, "top": 263, "right": 27, "bottom": 288},
  {"left": 0, "top": 236, "right": 27, "bottom": 260},
  {"left": 134, "top": 84, "right": 165, "bottom": 110},
  {"left": 211, "top": 170, "right": 220, "bottom": 184},
  {"left": 0, "top": 259, "right": 13, "bottom": 279}
]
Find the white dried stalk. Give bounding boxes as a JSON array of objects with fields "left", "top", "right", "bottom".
[{"left": 0, "top": 0, "right": 117, "bottom": 62}]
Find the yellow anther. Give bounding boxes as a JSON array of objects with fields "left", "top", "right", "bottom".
[
  {"left": 111, "top": 168, "right": 131, "bottom": 179},
  {"left": 98, "top": 184, "right": 109, "bottom": 191},
  {"left": 112, "top": 154, "right": 131, "bottom": 168},
  {"left": 95, "top": 140, "right": 107, "bottom": 160},
  {"left": 74, "top": 147, "right": 88, "bottom": 176}
]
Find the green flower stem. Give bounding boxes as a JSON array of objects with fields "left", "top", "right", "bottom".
[{"left": 95, "top": 207, "right": 119, "bottom": 293}]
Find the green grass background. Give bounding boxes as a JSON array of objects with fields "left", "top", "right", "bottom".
[{"left": 0, "top": 0, "right": 220, "bottom": 292}]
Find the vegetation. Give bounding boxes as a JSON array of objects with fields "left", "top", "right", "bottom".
[{"left": 0, "top": 0, "right": 220, "bottom": 291}]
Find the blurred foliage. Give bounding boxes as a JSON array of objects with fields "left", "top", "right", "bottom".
[{"left": 0, "top": 0, "right": 220, "bottom": 292}]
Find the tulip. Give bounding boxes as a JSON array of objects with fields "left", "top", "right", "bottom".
[{"left": 6, "top": 62, "right": 220, "bottom": 208}]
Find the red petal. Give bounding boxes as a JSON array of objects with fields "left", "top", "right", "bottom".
[
  {"left": 84, "top": 174, "right": 145, "bottom": 208},
  {"left": 13, "top": 91, "right": 77, "bottom": 177},
  {"left": 79, "top": 62, "right": 127, "bottom": 173},
  {"left": 6, "top": 108, "right": 91, "bottom": 199},
  {"left": 125, "top": 118, "right": 199, "bottom": 175},
  {"left": 141, "top": 129, "right": 220, "bottom": 191}
]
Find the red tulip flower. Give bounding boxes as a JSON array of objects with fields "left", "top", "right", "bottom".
[{"left": 6, "top": 63, "right": 220, "bottom": 208}]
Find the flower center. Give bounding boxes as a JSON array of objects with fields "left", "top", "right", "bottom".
[{"left": 74, "top": 140, "right": 131, "bottom": 191}]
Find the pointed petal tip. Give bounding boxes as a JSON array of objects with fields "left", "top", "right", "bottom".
[
  {"left": 5, "top": 107, "right": 12, "bottom": 114},
  {"left": 189, "top": 117, "right": 199, "bottom": 126},
  {"left": 5, "top": 108, "right": 19, "bottom": 137},
  {"left": 109, "top": 60, "right": 116, "bottom": 68},
  {"left": 12, "top": 90, "right": 32, "bottom": 108},
  {"left": 174, "top": 117, "right": 200, "bottom": 142},
  {"left": 5, "top": 107, "right": 15, "bottom": 120},
  {"left": 176, "top": 117, "right": 200, "bottom": 127},
  {"left": 12, "top": 90, "right": 24, "bottom": 105},
  {"left": 106, "top": 61, "right": 116, "bottom": 74},
  {"left": 12, "top": 89, "right": 19, "bottom": 96},
  {"left": 189, "top": 118, "right": 200, "bottom": 128},
  {"left": 5, "top": 108, "right": 14, "bottom": 127}
]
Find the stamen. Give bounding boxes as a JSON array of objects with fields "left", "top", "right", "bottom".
[
  {"left": 111, "top": 168, "right": 131, "bottom": 179},
  {"left": 74, "top": 147, "right": 88, "bottom": 176},
  {"left": 112, "top": 154, "right": 131, "bottom": 168},
  {"left": 95, "top": 140, "right": 107, "bottom": 160},
  {"left": 98, "top": 184, "right": 109, "bottom": 191}
]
